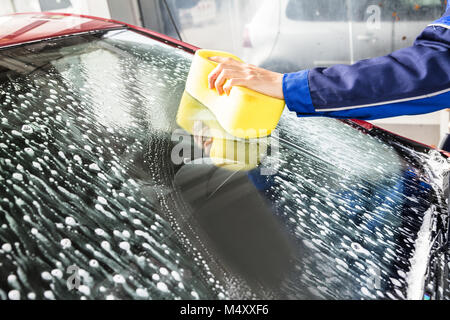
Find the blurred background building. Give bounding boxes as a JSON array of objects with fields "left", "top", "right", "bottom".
[{"left": 1, "top": 0, "right": 448, "bottom": 146}]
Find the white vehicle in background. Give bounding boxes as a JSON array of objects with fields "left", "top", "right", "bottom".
[
  {"left": 178, "top": 0, "right": 217, "bottom": 28},
  {"left": 11, "top": 0, "right": 75, "bottom": 13},
  {"left": 242, "top": 0, "right": 446, "bottom": 73}
]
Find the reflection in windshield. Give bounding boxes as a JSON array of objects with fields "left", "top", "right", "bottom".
[
  {"left": 175, "top": 90, "right": 272, "bottom": 172},
  {"left": 174, "top": 90, "right": 297, "bottom": 292},
  {"left": 0, "top": 28, "right": 448, "bottom": 300}
]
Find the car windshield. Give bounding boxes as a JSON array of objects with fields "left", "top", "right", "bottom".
[{"left": 0, "top": 28, "right": 448, "bottom": 300}]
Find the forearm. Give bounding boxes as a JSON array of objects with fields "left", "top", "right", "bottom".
[{"left": 284, "top": 8, "right": 450, "bottom": 120}]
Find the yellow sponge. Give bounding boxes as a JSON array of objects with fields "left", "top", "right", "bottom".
[
  {"left": 176, "top": 91, "right": 269, "bottom": 171},
  {"left": 184, "top": 49, "right": 285, "bottom": 139}
]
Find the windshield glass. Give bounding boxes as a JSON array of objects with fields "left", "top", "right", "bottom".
[{"left": 0, "top": 29, "right": 448, "bottom": 300}]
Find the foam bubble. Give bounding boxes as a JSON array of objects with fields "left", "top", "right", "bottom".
[
  {"left": 156, "top": 282, "right": 168, "bottom": 292},
  {"left": 171, "top": 271, "right": 181, "bottom": 282},
  {"left": 21, "top": 125, "right": 33, "bottom": 134},
  {"left": 89, "top": 259, "right": 99, "bottom": 268},
  {"left": 41, "top": 271, "right": 52, "bottom": 281},
  {"left": 94, "top": 228, "right": 105, "bottom": 236},
  {"left": 65, "top": 217, "right": 77, "bottom": 226},
  {"left": 8, "top": 290, "right": 20, "bottom": 300},
  {"left": 7, "top": 274, "right": 17, "bottom": 284},
  {"left": 119, "top": 241, "right": 130, "bottom": 251},
  {"left": 97, "top": 196, "right": 108, "bottom": 205},
  {"left": 136, "top": 288, "right": 149, "bottom": 298},
  {"left": 152, "top": 274, "right": 160, "bottom": 281},
  {"left": 89, "top": 163, "right": 100, "bottom": 171},
  {"left": 78, "top": 285, "right": 91, "bottom": 296},
  {"left": 24, "top": 147, "right": 35, "bottom": 157},
  {"left": 113, "top": 274, "right": 125, "bottom": 284},
  {"left": 51, "top": 269, "right": 63, "bottom": 279},
  {"left": 159, "top": 267, "right": 169, "bottom": 276},
  {"left": 12, "top": 173, "right": 23, "bottom": 181},
  {"left": 101, "top": 241, "right": 111, "bottom": 251},
  {"left": 61, "top": 238, "right": 72, "bottom": 249},
  {"left": 44, "top": 291, "right": 55, "bottom": 300}
]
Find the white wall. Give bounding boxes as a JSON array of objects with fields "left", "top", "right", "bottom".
[
  {"left": 107, "top": 0, "right": 142, "bottom": 26},
  {"left": 371, "top": 110, "right": 449, "bottom": 146},
  {"left": 71, "top": 0, "right": 110, "bottom": 18},
  {"left": 12, "top": 0, "right": 41, "bottom": 12},
  {"left": 0, "top": 0, "right": 17, "bottom": 15}
]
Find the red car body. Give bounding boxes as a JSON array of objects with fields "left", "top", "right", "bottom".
[
  {"left": 0, "top": 12, "right": 198, "bottom": 52},
  {"left": 0, "top": 12, "right": 447, "bottom": 156}
]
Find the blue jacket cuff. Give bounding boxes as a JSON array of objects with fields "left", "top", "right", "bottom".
[{"left": 283, "top": 70, "right": 315, "bottom": 115}]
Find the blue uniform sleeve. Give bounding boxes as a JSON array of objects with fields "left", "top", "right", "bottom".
[{"left": 283, "top": 6, "right": 450, "bottom": 120}]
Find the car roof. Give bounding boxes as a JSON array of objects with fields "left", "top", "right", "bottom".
[
  {"left": 0, "top": 12, "right": 123, "bottom": 48},
  {"left": 0, "top": 12, "right": 198, "bottom": 53}
]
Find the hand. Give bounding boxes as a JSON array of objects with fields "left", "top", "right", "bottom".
[{"left": 207, "top": 56, "right": 284, "bottom": 100}]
